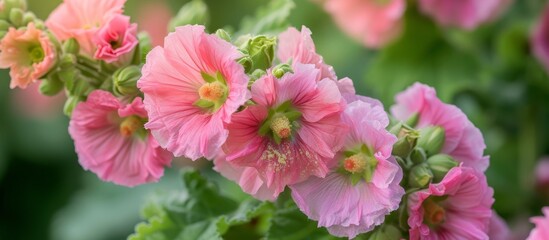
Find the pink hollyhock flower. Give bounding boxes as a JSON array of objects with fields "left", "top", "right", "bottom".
[
  {"left": 533, "top": 4, "right": 549, "bottom": 74},
  {"left": 0, "top": 23, "right": 56, "bottom": 89},
  {"left": 391, "top": 83, "right": 489, "bottom": 172},
  {"left": 489, "top": 211, "right": 510, "bottom": 240},
  {"left": 290, "top": 99, "right": 403, "bottom": 238},
  {"left": 223, "top": 63, "right": 346, "bottom": 199},
  {"left": 408, "top": 166, "right": 494, "bottom": 240},
  {"left": 46, "top": 0, "right": 126, "bottom": 56},
  {"left": 68, "top": 90, "right": 172, "bottom": 187},
  {"left": 213, "top": 154, "right": 276, "bottom": 201},
  {"left": 138, "top": 25, "right": 250, "bottom": 160},
  {"left": 322, "top": 0, "right": 405, "bottom": 48},
  {"left": 418, "top": 0, "right": 511, "bottom": 30},
  {"left": 94, "top": 14, "right": 138, "bottom": 65},
  {"left": 527, "top": 207, "right": 549, "bottom": 240}
]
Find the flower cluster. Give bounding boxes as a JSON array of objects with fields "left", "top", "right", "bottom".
[{"left": 0, "top": 0, "right": 504, "bottom": 239}]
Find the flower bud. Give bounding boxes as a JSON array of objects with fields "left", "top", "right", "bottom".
[
  {"left": 417, "top": 126, "right": 446, "bottom": 156},
  {"left": 369, "top": 224, "right": 402, "bottom": 240},
  {"left": 0, "top": 0, "right": 27, "bottom": 20},
  {"left": 113, "top": 65, "right": 141, "bottom": 96},
  {"left": 9, "top": 7, "right": 24, "bottom": 27},
  {"left": 63, "top": 95, "right": 83, "bottom": 116},
  {"left": 0, "top": 20, "right": 10, "bottom": 31},
  {"left": 63, "top": 38, "right": 79, "bottom": 55},
  {"left": 410, "top": 147, "right": 427, "bottom": 165},
  {"left": 427, "top": 154, "right": 458, "bottom": 183},
  {"left": 250, "top": 69, "right": 266, "bottom": 82},
  {"left": 215, "top": 29, "right": 231, "bottom": 42},
  {"left": 272, "top": 63, "right": 293, "bottom": 79},
  {"left": 39, "top": 74, "right": 64, "bottom": 96},
  {"left": 241, "top": 35, "right": 276, "bottom": 72},
  {"left": 168, "top": 0, "right": 209, "bottom": 32},
  {"left": 66, "top": 75, "right": 92, "bottom": 97},
  {"left": 392, "top": 128, "right": 419, "bottom": 158},
  {"left": 409, "top": 163, "right": 433, "bottom": 188},
  {"left": 405, "top": 113, "right": 419, "bottom": 128},
  {"left": 22, "top": 12, "right": 35, "bottom": 25},
  {"left": 137, "top": 32, "right": 152, "bottom": 63},
  {"left": 237, "top": 55, "right": 252, "bottom": 73}
]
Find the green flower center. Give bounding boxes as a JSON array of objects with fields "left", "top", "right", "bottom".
[
  {"left": 194, "top": 71, "right": 228, "bottom": 113},
  {"left": 422, "top": 196, "right": 448, "bottom": 228},
  {"left": 28, "top": 45, "right": 45, "bottom": 64},
  {"left": 258, "top": 101, "right": 302, "bottom": 144}
]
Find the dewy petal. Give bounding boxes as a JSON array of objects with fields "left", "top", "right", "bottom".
[
  {"left": 68, "top": 90, "right": 172, "bottom": 187},
  {"left": 138, "top": 25, "right": 250, "bottom": 160}
]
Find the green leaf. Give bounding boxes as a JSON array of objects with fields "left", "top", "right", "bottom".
[
  {"left": 129, "top": 169, "right": 273, "bottom": 240},
  {"left": 237, "top": 0, "right": 295, "bottom": 36}
]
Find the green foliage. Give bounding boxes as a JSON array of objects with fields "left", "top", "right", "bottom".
[{"left": 238, "top": 0, "right": 295, "bottom": 36}]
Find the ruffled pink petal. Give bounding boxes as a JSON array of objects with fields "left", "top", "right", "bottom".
[
  {"left": 94, "top": 14, "right": 138, "bottom": 64},
  {"left": 527, "top": 207, "right": 549, "bottom": 240}
]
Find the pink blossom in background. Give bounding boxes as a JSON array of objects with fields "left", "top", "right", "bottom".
[
  {"left": 94, "top": 14, "right": 138, "bottom": 65},
  {"left": 68, "top": 90, "right": 172, "bottom": 187},
  {"left": 527, "top": 207, "right": 549, "bottom": 240},
  {"left": 46, "top": 0, "right": 126, "bottom": 56},
  {"left": 0, "top": 23, "right": 56, "bottom": 89},
  {"left": 535, "top": 158, "right": 549, "bottom": 188},
  {"left": 418, "top": 0, "right": 511, "bottom": 30},
  {"left": 489, "top": 211, "right": 511, "bottom": 240},
  {"left": 391, "top": 83, "right": 489, "bottom": 172},
  {"left": 532, "top": 4, "right": 549, "bottom": 74},
  {"left": 223, "top": 63, "right": 346, "bottom": 199},
  {"left": 136, "top": 0, "right": 172, "bottom": 47},
  {"left": 138, "top": 25, "right": 250, "bottom": 160},
  {"left": 290, "top": 99, "right": 403, "bottom": 238},
  {"left": 322, "top": 0, "right": 405, "bottom": 48},
  {"left": 408, "top": 166, "right": 494, "bottom": 239},
  {"left": 11, "top": 83, "right": 65, "bottom": 118}
]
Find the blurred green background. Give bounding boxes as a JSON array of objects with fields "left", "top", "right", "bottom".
[{"left": 1, "top": 0, "right": 549, "bottom": 239}]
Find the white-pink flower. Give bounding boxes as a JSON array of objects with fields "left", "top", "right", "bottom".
[
  {"left": 68, "top": 90, "right": 172, "bottom": 187},
  {"left": 290, "top": 99, "right": 403, "bottom": 238},
  {"left": 138, "top": 25, "right": 250, "bottom": 160},
  {"left": 391, "top": 83, "right": 489, "bottom": 172},
  {"left": 527, "top": 207, "right": 549, "bottom": 240},
  {"left": 94, "top": 14, "right": 138, "bottom": 65},
  {"left": 408, "top": 166, "right": 494, "bottom": 239}
]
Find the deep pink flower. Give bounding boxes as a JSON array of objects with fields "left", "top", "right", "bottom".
[
  {"left": 322, "top": 0, "right": 405, "bottom": 48},
  {"left": 94, "top": 14, "right": 138, "bottom": 65},
  {"left": 408, "top": 166, "right": 494, "bottom": 240},
  {"left": 533, "top": 4, "right": 549, "bottom": 74},
  {"left": 418, "top": 0, "right": 511, "bottom": 30},
  {"left": 391, "top": 83, "right": 489, "bottom": 172},
  {"left": 223, "top": 63, "right": 346, "bottom": 199},
  {"left": 138, "top": 25, "right": 250, "bottom": 160},
  {"left": 0, "top": 23, "right": 56, "bottom": 89},
  {"left": 290, "top": 99, "right": 403, "bottom": 238},
  {"left": 527, "top": 207, "right": 549, "bottom": 240},
  {"left": 68, "top": 90, "right": 172, "bottom": 187},
  {"left": 489, "top": 211, "right": 510, "bottom": 240},
  {"left": 46, "top": 0, "right": 126, "bottom": 56}
]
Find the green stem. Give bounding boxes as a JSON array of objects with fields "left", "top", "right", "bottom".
[{"left": 519, "top": 105, "right": 538, "bottom": 191}]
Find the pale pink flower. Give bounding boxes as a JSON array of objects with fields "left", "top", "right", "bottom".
[
  {"left": 527, "top": 207, "right": 549, "bottom": 240},
  {"left": 136, "top": 0, "right": 172, "bottom": 47},
  {"left": 138, "top": 25, "right": 250, "bottom": 160},
  {"left": 323, "top": 0, "right": 405, "bottom": 48},
  {"left": 489, "top": 211, "right": 511, "bottom": 240},
  {"left": 408, "top": 166, "right": 494, "bottom": 240},
  {"left": 290, "top": 99, "right": 403, "bottom": 238},
  {"left": 68, "top": 90, "right": 172, "bottom": 187},
  {"left": 533, "top": 4, "right": 549, "bottom": 74},
  {"left": 0, "top": 23, "right": 56, "bottom": 89},
  {"left": 94, "top": 14, "right": 138, "bottom": 65},
  {"left": 418, "top": 0, "right": 511, "bottom": 30},
  {"left": 46, "top": 0, "right": 126, "bottom": 56},
  {"left": 223, "top": 63, "right": 346, "bottom": 199},
  {"left": 391, "top": 83, "right": 489, "bottom": 172}
]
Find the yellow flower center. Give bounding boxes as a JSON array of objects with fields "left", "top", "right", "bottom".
[
  {"left": 270, "top": 115, "right": 292, "bottom": 139},
  {"left": 119, "top": 116, "right": 143, "bottom": 137},
  {"left": 198, "top": 81, "right": 226, "bottom": 102},
  {"left": 343, "top": 154, "right": 368, "bottom": 173}
]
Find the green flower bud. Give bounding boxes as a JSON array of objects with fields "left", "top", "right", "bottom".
[
  {"left": 63, "top": 38, "right": 80, "bottom": 55},
  {"left": 410, "top": 147, "right": 427, "bottom": 165},
  {"left": 168, "top": 0, "right": 209, "bottom": 32},
  {"left": 22, "top": 12, "right": 35, "bottom": 25},
  {"left": 0, "top": 0, "right": 27, "bottom": 20},
  {"left": 0, "top": 30, "right": 6, "bottom": 39},
  {"left": 113, "top": 65, "right": 141, "bottom": 96},
  {"left": 272, "top": 63, "right": 293, "bottom": 79},
  {"left": 427, "top": 154, "right": 458, "bottom": 183},
  {"left": 241, "top": 35, "right": 276, "bottom": 72},
  {"left": 392, "top": 128, "right": 419, "bottom": 158},
  {"left": 417, "top": 126, "right": 446, "bottom": 156},
  {"left": 137, "top": 32, "right": 152, "bottom": 63},
  {"left": 369, "top": 224, "right": 402, "bottom": 240},
  {"left": 63, "top": 95, "right": 84, "bottom": 116},
  {"left": 409, "top": 163, "right": 433, "bottom": 188},
  {"left": 0, "top": 20, "right": 10, "bottom": 31},
  {"left": 39, "top": 74, "right": 64, "bottom": 96},
  {"left": 250, "top": 69, "right": 266, "bottom": 82},
  {"left": 9, "top": 8, "right": 23, "bottom": 27},
  {"left": 215, "top": 29, "right": 231, "bottom": 42},
  {"left": 237, "top": 55, "right": 252, "bottom": 73},
  {"left": 405, "top": 113, "right": 419, "bottom": 128},
  {"left": 65, "top": 74, "right": 92, "bottom": 97}
]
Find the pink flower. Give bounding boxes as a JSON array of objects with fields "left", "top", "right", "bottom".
[
  {"left": 418, "top": 0, "right": 511, "bottom": 30},
  {"left": 527, "top": 207, "right": 549, "bottom": 240},
  {"left": 136, "top": 0, "right": 172, "bottom": 47},
  {"left": 68, "top": 90, "right": 172, "bottom": 187},
  {"left": 94, "top": 14, "right": 138, "bottom": 65},
  {"left": 46, "top": 0, "right": 126, "bottom": 56},
  {"left": 535, "top": 158, "right": 549, "bottom": 188},
  {"left": 0, "top": 23, "right": 56, "bottom": 89},
  {"left": 489, "top": 211, "right": 510, "bottom": 240},
  {"left": 290, "top": 99, "right": 403, "bottom": 238},
  {"left": 322, "top": 0, "right": 405, "bottom": 48},
  {"left": 408, "top": 166, "right": 494, "bottom": 240},
  {"left": 11, "top": 83, "right": 65, "bottom": 118},
  {"left": 277, "top": 26, "right": 336, "bottom": 80},
  {"left": 223, "top": 63, "right": 346, "bottom": 199},
  {"left": 533, "top": 4, "right": 549, "bottom": 74},
  {"left": 137, "top": 25, "right": 250, "bottom": 160},
  {"left": 391, "top": 83, "right": 489, "bottom": 172}
]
